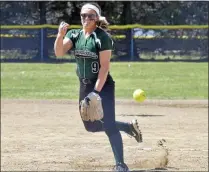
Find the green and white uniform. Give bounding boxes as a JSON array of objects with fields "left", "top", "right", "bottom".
[
  {"left": 65, "top": 27, "right": 113, "bottom": 80},
  {"left": 65, "top": 27, "right": 133, "bottom": 171}
]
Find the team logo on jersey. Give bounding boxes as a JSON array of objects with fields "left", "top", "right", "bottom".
[{"left": 75, "top": 50, "right": 98, "bottom": 59}]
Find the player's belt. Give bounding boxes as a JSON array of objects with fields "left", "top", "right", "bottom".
[{"left": 80, "top": 78, "right": 96, "bottom": 85}]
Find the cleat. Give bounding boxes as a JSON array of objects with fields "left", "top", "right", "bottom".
[
  {"left": 130, "top": 119, "right": 143, "bottom": 143},
  {"left": 113, "top": 162, "right": 130, "bottom": 172}
]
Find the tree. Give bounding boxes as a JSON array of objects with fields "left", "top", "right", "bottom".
[{"left": 1, "top": 1, "right": 207, "bottom": 25}]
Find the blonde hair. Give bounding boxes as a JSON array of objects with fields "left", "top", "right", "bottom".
[{"left": 96, "top": 17, "right": 109, "bottom": 31}]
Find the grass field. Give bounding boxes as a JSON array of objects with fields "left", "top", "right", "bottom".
[{"left": 1, "top": 62, "right": 208, "bottom": 99}]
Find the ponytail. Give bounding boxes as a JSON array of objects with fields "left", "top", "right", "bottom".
[{"left": 96, "top": 16, "right": 109, "bottom": 31}]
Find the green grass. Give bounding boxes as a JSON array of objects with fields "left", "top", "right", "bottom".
[{"left": 1, "top": 62, "right": 208, "bottom": 100}]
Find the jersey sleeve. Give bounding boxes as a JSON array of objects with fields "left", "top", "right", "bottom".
[
  {"left": 99, "top": 33, "right": 114, "bottom": 51},
  {"left": 65, "top": 29, "right": 79, "bottom": 48}
]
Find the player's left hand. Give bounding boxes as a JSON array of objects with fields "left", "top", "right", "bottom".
[{"left": 80, "top": 92, "right": 104, "bottom": 122}]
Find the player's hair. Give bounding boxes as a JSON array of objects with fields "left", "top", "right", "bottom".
[{"left": 82, "top": 2, "right": 109, "bottom": 31}]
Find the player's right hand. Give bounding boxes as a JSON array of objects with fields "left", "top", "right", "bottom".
[{"left": 58, "top": 21, "right": 69, "bottom": 37}]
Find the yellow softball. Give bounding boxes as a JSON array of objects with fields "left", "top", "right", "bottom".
[{"left": 133, "top": 89, "right": 146, "bottom": 102}]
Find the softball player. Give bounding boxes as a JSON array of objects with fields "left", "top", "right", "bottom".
[{"left": 54, "top": 3, "right": 142, "bottom": 171}]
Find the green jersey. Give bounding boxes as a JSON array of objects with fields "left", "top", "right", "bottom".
[{"left": 65, "top": 27, "right": 113, "bottom": 80}]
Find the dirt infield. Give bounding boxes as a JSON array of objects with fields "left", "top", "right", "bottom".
[{"left": 1, "top": 99, "right": 208, "bottom": 171}]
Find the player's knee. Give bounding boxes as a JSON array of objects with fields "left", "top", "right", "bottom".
[
  {"left": 83, "top": 121, "right": 101, "bottom": 133},
  {"left": 85, "top": 126, "right": 98, "bottom": 132}
]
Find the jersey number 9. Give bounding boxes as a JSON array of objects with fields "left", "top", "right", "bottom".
[{"left": 91, "top": 61, "right": 99, "bottom": 73}]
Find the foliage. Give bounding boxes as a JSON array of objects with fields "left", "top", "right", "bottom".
[{"left": 0, "top": 1, "right": 208, "bottom": 25}]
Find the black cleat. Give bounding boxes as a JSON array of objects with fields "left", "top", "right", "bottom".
[
  {"left": 113, "top": 162, "right": 130, "bottom": 172},
  {"left": 130, "top": 119, "right": 143, "bottom": 143}
]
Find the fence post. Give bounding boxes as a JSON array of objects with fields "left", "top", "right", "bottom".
[
  {"left": 130, "top": 28, "right": 134, "bottom": 61},
  {"left": 40, "top": 28, "right": 44, "bottom": 62}
]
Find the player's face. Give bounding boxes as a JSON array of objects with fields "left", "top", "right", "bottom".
[{"left": 80, "top": 8, "right": 98, "bottom": 29}]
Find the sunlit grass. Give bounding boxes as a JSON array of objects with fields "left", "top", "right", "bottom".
[{"left": 1, "top": 62, "right": 208, "bottom": 99}]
